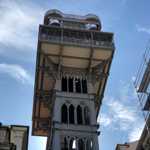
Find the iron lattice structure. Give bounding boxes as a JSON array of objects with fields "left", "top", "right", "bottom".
[{"left": 134, "top": 40, "right": 150, "bottom": 147}]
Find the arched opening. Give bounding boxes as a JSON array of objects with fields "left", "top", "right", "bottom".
[
  {"left": 76, "top": 78, "right": 81, "bottom": 93},
  {"left": 90, "top": 141, "right": 93, "bottom": 149},
  {"left": 62, "top": 77, "right": 67, "bottom": 91},
  {"left": 69, "top": 105, "right": 74, "bottom": 124},
  {"left": 78, "top": 139, "right": 84, "bottom": 150},
  {"left": 61, "top": 137, "right": 68, "bottom": 150},
  {"left": 77, "top": 105, "right": 83, "bottom": 124},
  {"left": 61, "top": 104, "right": 68, "bottom": 123},
  {"left": 82, "top": 79, "right": 87, "bottom": 93},
  {"left": 86, "top": 140, "right": 92, "bottom": 150},
  {"left": 69, "top": 138, "right": 76, "bottom": 150},
  {"left": 69, "top": 78, "right": 73, "bottom": 92},
  {"left": 48, "top": 19, "right": 60, "bottom": 26}
]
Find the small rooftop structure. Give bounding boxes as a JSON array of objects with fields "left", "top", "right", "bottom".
[
  {"left": 115, "top": 141, "right": 139, "bottom": 150},
  {"left": 44, "top": 9, "right": 102, "bottom": 31},
  {"left": 0, "top": 122, "right": 29, "bottom": 150}
]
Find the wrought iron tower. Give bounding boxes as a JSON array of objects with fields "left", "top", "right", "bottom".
[{"left": 31, "top": 9, "right": 115, "bottom": 150}]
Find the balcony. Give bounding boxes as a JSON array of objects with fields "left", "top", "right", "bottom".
[
  {"left": 40, "top": 35, "right": 61, "bottom": 43},
  {"left": 40, "top": 34, "right": 114, "bottom": 48},
  {"left": 39, "top": 28, "right": 115, "bottom": 49}
]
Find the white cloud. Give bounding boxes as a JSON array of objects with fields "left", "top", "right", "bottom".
[
  {"left": 128, "top": 121, "right": 145, "bottom": 142},
  {"left": 132, "top": 76, "right": 136, "bottom": 82},
  {"left": 0, "top": 63, "right": 33, "bottom": 84},
  {"left": 135, "top": 24, "right": 150, "bottom": 34},
  {"left": 0, "top": 1, "right": 44, "bottom": 50},
  {"left": 98, "top": 81, "right": 145, "bottom": 142}
]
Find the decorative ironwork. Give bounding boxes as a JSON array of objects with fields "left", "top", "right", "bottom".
[
  {"left": 38, "top": 49, "right": 57, "bottom": 81},
  {"left": 37, "top": 91, "right": 53, "bottom": 111},
  {"left": 44, "top": 61, "right": 57, "bottom": 81},
  {"left": 91, "top": 69, "right": 103, "bottom": 85},
  {"left": 61, "top": 71, "right": 87, "bottom": 80},
  {"left": 93, "top": 40, "right": 114, "bottom": 48},
  {"left": 34, "top": 121, "right": 50, "bottom": 134},
  {"left": 39, "top": 31, "right": 114, "bottom": 48},
  {"left": 63, "top": 21, "right": 85, "bottom": 30}
]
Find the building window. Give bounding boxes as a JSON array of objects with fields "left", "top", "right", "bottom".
[
  {"left": 61, "top": 137, "right": 68, "bottom": 150},
  {"left": 76, "top": 78, "right": 81, "bottom": 93},
  {"left": 61, "top": 104, "right": 68, "bottom": 123},
  {"left": 82, "top": 79, "right": 87, "bottom": 93},
  {"left": 69, "top": 78, "right": 73, "bottom": 92},
  {"left": 78, "top": 139, "right": 84, "bottom": 150},
  {"left": 77, "top": 105, "right": 83, "bottom": 124},
  {"left": 62, "top": 77, "right": 67, "bottom": 91},
  {"left": 69, "top": 138, "right": 76, "bottom": 150},
  {"left": 69, "top": 104, "right": 74, "bottom": 124}
]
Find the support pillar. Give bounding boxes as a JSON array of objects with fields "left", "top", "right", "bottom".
[
  {"left": 93, "top": 134, "right": 99, "bottom": 150},
  {"left": 73, "top": 77, "right": 76, "bottom": 92},
  {"left": 76, "top": 140, "right": 79, "bottom": 150},
  {"left": 54, "top": 98, "right": 61, "bottom": 122},
  {"left": 67, "top": 139, "right": 70, "bottom": 150},
  {"left": 55, "top": 79, "right": 61, "bottom": 91},
  {"left": 80, "top": 78, "right": 83, "bottom": 93},
  {"left": 74, "top": 107, "right": 77, "bottom": 124},
  {"left": 84, "top": 141, "right": 87, "bottom": 150},
  {"left": 53, "top": 131, "right": 61, "bottom": 150},
  {"left": 90, "top": 101, "right": 96, "bottom": 125},
  {"left": 82, "top": 107, "right": 85, "bottom": 125},
  {"left": 67, "top": 77, "right": 69, "bottom": 92},
  {"left": 67, "top": 107, "right": 69, "bottom": 123}
]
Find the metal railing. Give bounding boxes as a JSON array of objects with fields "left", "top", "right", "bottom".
[
  {"left": 93, "top": 40, "right": 114, "bottom": 48},
  {"left": 39, "top": 35, "right": 114, "bottom": 48},
  {"left": 40, "top": 35, "right": 61, "bottom": 43},
  {"left": 63, "top": 37, "right": 92, "bottom": 46}
]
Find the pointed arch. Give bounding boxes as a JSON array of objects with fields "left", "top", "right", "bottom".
[
  {"left": 62, "top": 77, "right": 67, "bottom": 91},
  {"left": 78, "top": 139, "right": 84, "bottom": 150},
  {"left": 69, "top": 104, "right": 74, "bottom": 124},
  {"left": 82, "top": 79, "right": 87, "bottom": 93},
  {"left": 61, "top": 104, "right": 68, "bottom": 123},
  {"left": 61, "top": 137, "right": 68, "bottom": 150},
  {"left": 76, "top": 78, "right": 81, "bottom": 93}
]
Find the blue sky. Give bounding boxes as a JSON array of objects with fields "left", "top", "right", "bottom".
[{"left": 0, "top": 0, "right": 150, "bottom": 149}]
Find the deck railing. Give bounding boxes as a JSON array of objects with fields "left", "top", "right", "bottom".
[
  {"left": 40, "top": 35, "right": 61, "bottom": 43},
  {"left": 63, "top": 37, "right": 92, "bottom": 46},
  {"left": 39, "top": 34, "right": 114, "bottom": 48},
  {"left": 93, "top": 40, "right": 114, "bottom": 48}
]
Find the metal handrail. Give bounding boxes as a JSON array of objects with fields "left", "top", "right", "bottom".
[
  {"left": 40, "top": 35, "right": 61, "bottom": 42},
  {"left": 40, "top": 35, "right": 114, "bottom": 48},
  {"left": 63, "top": 37, "right": 92, "bottom": 46},
  {"left": 93, "top": 40, "right": 114, "bottom": 48}
]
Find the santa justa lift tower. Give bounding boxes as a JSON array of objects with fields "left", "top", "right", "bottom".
[
  {"left": 134, "top": 40, "right": 150, "bottom": 149},
  {"left": 31, "top": 9, "right": 115, "bottom": 150}
]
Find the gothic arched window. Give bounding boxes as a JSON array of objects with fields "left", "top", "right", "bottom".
[
  {"left": 61, "top": 137, "right": 68, "bottom": 150},
  {"left": 69, "top": 78, "right": 73, "bottom": 92},
  {"left": 82, "top": 79, "right": 87, "bottom": 93},
  {"left": 69, "top": 104, "right": 74, "bottom": 124},
  {"left": 61, "top": 104, "right": 68, "bottom": 123},
  {"left": 78, "top": 139, "right": 84, "bottom": 150},
  {"left": 76, "top": 78, "right": 81, "bottom": 93},
  {"left": 77, "top": 105, "right": 83, "bottom": 124},
  {"left": 62, "top": 77, "right": 67, "bottom": 91}
]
